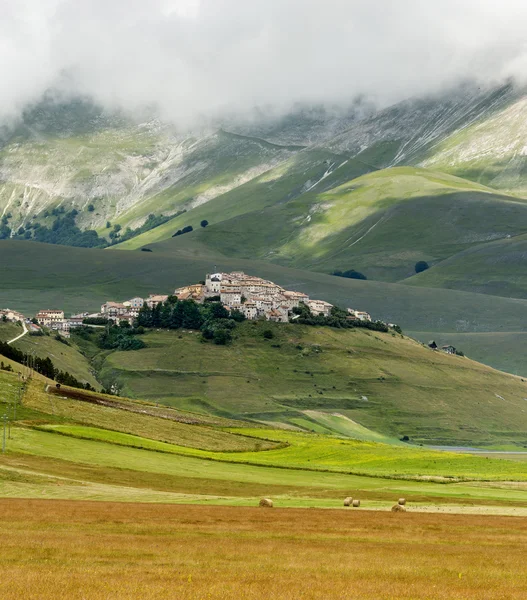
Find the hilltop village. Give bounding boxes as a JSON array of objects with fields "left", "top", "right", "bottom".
[
  {"left": 1, "top": 271, "right": 373, "bottom": 337},
  {"left": 0, "top": 271, "right": 380, "bottom": 337}
]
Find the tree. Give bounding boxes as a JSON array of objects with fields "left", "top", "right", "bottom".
[
  {"left": 200, "top": 220, "right": 209, "bottom": 228},
  {"left": 263, "top": 329, "right": 274, "bottom": 339},
  {"left": 208, "top": 302, "right": 229, "bottom": 320},
  {"left": 415, "top": 261, "right": 430, "bottom": 274},
  {"left": 87, "top": 204, "right": 95, "bottom": 212}
]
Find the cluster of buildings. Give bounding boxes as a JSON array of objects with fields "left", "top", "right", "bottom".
[
  {"left": 1, "top": 271, "right": 374, "bottom": 337},
  {"left": 174, "top": 271, "right": 372, "bottom": 324}
]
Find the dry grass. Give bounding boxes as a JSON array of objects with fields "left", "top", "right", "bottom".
[{"left": 0, "top": 499, "right": 526, "bottom": 599}]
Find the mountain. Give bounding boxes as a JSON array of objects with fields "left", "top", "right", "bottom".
[{"left": 4, "top": 85, "right": 527, "bottom": 378}]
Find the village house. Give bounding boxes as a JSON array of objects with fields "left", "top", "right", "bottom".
[
  {"left": 101, "top": 302, "right": 128, "bottom": 318},
  {"left": 68, "top": 314, "right": 87, "bottom": 328},
  {"left": 36, "top": 309, "right": 65, "bottom": 327},
  {"left": 220, "top": 286, "right": 242, "bottom": 307},
  {"left": 174, "top": 284, "right": 206, "bottom": 302},
  {"left": 124, "top": 297, "right": 145, "bottom": 310},
  {"left": 307, "top": 299, "right": 333, "bottom": 317},
  {"left": 0, "top": 308, "right": 25, "bottom": 322},
  {"left": 241, "top": 301, "right": 258, "bottom": 320},
  {"left": 441, "top": 345, "right": 456, "bottom": 355},
  {"left": 347, "top": 309, "right": 372, "bottom": 322},
  {"left": 146, "top": 295, "right": 169, "bottom": 309},
  {"left": 282, "top": 290, "right": 310, "bottom": 308}
]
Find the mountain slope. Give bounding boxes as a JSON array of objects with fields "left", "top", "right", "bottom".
[
  {"left": 0, "top": 101, "right": 299, "bottom": 239},
  {"left": 421, "top": 95, "right": 527, "bottom": 196},
  {"left": 130, "top": 166, "right": 527, "bottom": 282},
  {"left": 403, "top": 233, "right": 527, "bottom": 298}
]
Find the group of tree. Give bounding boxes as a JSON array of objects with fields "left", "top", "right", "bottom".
[
  {"left": 112, "top": 212, "right": 181, "bottom": 245},
  {"left": 21, "top": 209, "right": 107, "bottom": 248},
  {"left": 0, "top": 340, "right": 94, "bottom": 390},
  {"left": 96, "top": 323, "right": 147, "bottom": 351},
  {"left": 332, "top": 269, "right": 367, "bottom": 280},
  {"left": 136, "top": 296, "right": 244, "bottom": 345},
  {"left": 73, "top": 323, "right": 146, "bottom": 351},
  {"left": 172, "top": 225, "right": 194, "bottom": 237},
  {"left": 5, "top": 206, "right": 183, "bottom": 249},
  {"left": 0, "top": 213, "right": 12, "bottom": 239},
  {"left": 292, "top": 303, "right": 392, "bottom": 333},
  {"left": 172, "top": 219, "right": 209, "bottom": 238}
]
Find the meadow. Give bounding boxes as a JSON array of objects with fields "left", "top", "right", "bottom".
[{"left": 0, "top": 500, "right": 526, "bottom": 600}]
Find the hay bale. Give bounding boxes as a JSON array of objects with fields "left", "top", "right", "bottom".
[
  {"left": 343, "top": 497, "right": 353, "bottom": 507},
  {"left": 259, "top": 498, "right": 273, "bottom": 508},
  {"left": 398, "top": 498, "right": 406, "bottom": 506},
  {"left": 352, "top": 499, "right": 360, "bottom": 508},
  {"left": 392, "top": 504, "right": 406, "bottom": 512}
]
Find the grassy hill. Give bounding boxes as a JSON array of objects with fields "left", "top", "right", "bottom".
[
  {"left": 402, "top": 233, "right": 527, "bottom": 298},
  {"left": 0, "top": 323, "right": 99, "bottom": 389},
  {"left": 408, "top": 331, "right": 527, "bottom": 378},
  {"left": 56, "top": 320, "right": 527, "bottom": 448}
]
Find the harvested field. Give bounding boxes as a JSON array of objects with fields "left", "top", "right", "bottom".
[{"left": 0, "top": 499, "right": 526, "bottom": 600}]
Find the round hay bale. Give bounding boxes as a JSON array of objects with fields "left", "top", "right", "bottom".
[
  {"left": 398, "top": 498, "right": 406, "bottom": 506},
  {"left": 259, "top": 498, "right": 273, "bottom": 508},
  {"left": 352, "top": 499, "right": 360, "bottom": 508},
  {"left": 343, "top": 497, "right": 353, "bottom": 507},
  {"left": 392, "top": 504, "right": 406, "bottom": 512}
]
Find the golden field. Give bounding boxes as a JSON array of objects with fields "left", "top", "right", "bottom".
[{"left": 1, "top": 499, "right": 526, "bottom": 600}]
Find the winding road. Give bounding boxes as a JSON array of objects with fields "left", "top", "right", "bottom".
[{"left": 7, "top": 320, "right": 28, "bottom": 345}]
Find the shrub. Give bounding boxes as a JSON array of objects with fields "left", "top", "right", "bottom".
[
  {"left": 213, "top": 329, "right": 232, "bottom": 345},
  {"left": 415, "top": 261, "right": 430, "bottom": 274},
  {"left": 87, "top": 204, "right": 95, "bottom": 212},
  {"left": 263, "top": 329, "right": 274, "bottom": 339},
  {"left": 200, "top": 220, "right": 209, "bottom": 228}
]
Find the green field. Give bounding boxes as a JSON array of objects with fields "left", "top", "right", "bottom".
[{"left": 0, "top": 354, "right": 526, "bottom": 514}]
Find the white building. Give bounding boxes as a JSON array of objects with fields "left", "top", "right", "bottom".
[
  {"left": 101, "top": 302, "right": 128, "bottom": 318},
  {"left": 307, "top": 299, "right": 333, "bottom": 317},
  {"left": 125, "top": 297, "right": 145, "bottom": 309},
  {"left": 146, "top": 295, "right": 169, "bottom": 309},
  {"left": 220, "top": 287, "right": 242, "bottom": 306},
  {"left": 348, "top": 309, "right": 372, "bottom": 322},
  {"left": 36, "top": 309, "right": 65, "bottom": 327}
]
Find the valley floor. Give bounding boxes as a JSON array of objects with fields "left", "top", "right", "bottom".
[{"left": 1, "top": 499, "right": 526, "bottom": 600}]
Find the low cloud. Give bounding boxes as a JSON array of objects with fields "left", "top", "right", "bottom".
[{"left": 3, "top": 0, "right": 527, "bottom": 125}]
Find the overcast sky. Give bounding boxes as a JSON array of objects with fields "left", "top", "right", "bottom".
[{"left": 2, "top": 0, "right": 527, "bottom": 125}]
